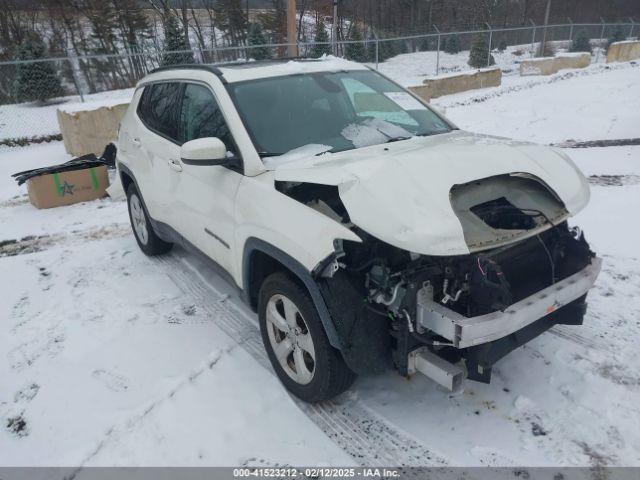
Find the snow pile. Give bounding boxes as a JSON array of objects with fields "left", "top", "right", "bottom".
[
  {"left": 58, "top": 98, "right": 130, "bottom": 114},
  {"left": 219, "top": 55, "right": 367, "bottom": 82}
]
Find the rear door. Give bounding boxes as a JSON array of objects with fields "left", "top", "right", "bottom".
[
  {"left": 172, "top": 82, "right": 243, "bottom": 274},
  {"left": 135, "top": 82, "right": 184, "bottom": 225}
]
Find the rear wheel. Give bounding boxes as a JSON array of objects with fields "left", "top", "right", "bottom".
[
  {"left": 126, "top": 183, "right": 172, "bottom": 256},
  {"left": 258, "top": 272, "right": 356, "bottom": 402}
]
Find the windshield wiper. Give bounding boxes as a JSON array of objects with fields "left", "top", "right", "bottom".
[
  {"left": 258, "top": 152, "right": 284, "bottom": 157},
  {"left": 384, "top": 136, "right": 412, "bottom": 144}
]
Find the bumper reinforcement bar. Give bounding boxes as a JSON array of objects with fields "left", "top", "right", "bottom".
[{"left": 416, "top": 257, "right": 602, "bottom": 349}]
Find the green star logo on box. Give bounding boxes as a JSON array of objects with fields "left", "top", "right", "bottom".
[{"left": 59, "top": 181, "right": 75, "bottom": 196}]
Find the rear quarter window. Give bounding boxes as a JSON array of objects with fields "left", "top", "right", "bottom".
[{"left": 136, "top": 82, "right": 183, "bottom": 143}]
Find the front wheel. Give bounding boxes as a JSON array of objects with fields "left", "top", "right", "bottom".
[{"left": 258, "top": 272, "right": 356, "bottom": 402}]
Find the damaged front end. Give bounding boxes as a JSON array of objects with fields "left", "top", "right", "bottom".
[
  {"left": 320, "top": 223, "right": 599, "bottom": 389},
  {"left": 277, "top": 170, "right": 601, "bottom": 391}
]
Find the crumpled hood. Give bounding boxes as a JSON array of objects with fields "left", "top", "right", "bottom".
[{"left": 270, "top": 131, "right": 590, "bottom": 256}]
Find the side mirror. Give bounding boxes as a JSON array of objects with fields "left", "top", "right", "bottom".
[{"left": 180, "top": 137, "right": 228, "bottom": 166}]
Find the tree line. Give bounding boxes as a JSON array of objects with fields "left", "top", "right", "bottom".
[{"left": 0, "top": 0, "right": 637, "bottom": 103}]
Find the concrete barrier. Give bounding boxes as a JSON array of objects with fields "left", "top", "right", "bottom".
[
  {"left": 607, "top": 40, "right": 640, "bottom": 63},
  {"left": 519, "top": 57, "right": 556, "bottom": 76},
  {"left": 57, "top": 102, "right": 129, "bottom": 156},
  {"left": 519, "top": 53, "right": 591, "bottom": 76},
  {"left": 408, "top": 67, "right": 501, "bottom": 101}
]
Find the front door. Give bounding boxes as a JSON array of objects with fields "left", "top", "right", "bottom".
[{"left": 171, "top": 82, "right": 243, "bottom": 274}]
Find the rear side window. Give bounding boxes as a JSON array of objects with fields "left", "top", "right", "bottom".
[
  {"left": 137, "top": 82, "right": 183, "bottom": 142},
  {"left": 179, "top": 83, "right": 237, "bottom": 155}
]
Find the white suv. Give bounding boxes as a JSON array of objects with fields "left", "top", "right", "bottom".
[{"left": 117, "top": 57, "right": 601, "bottom": 402}]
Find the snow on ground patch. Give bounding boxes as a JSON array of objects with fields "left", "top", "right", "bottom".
[
  {"left": 435, "top": 63, "right": 640, "bottom": 144},
  {"left": 375, "top": 45, "right": 541, "bottom": 87},
  {"left": 0, "top": 236, "right": 352, "bottom": 466}
]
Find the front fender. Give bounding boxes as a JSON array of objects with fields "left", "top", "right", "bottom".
[{"left": 242, "top": 237, "right": 344, "bottom": 350}]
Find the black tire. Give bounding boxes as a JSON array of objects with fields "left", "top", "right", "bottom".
[
  {"left": 258, "top": 272, "right": 356, "bottom": 402},
  {"left": 126, "top": 183, "right": 173, "bottom": 256}
]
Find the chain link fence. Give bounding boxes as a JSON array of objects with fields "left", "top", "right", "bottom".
[{"left": 0, "top": 21, "right": 636, "bottom": 147}]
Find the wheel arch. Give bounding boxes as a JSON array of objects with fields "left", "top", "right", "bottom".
[
  {"left": 118, "top": 163, "right": 139, "bottom": 196},
  {"left": 242, "top": 237, "right": 343, "bottom": 351}
]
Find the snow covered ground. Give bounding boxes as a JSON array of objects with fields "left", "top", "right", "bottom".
[
  {"left": 1, "top": 58, "right": 639, "bottom": 468},
  {"left": 0, "top": 89, "right": 133, "bottom": 144}
]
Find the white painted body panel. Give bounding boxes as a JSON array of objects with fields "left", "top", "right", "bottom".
[
  {"left": 232, "top": 173, "right": 361, "bottom": 283},
  {"left": 270, "top": 130, "right": 590, "bottom": 256}
]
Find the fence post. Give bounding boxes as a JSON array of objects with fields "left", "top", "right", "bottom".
[
  {"left": 375, "top": 39, "right": 379, "bottom": 69},
  {"left": 595, "top": 18, "right": 606, "bottom": 63},
  {"left": 568, "top": 18, "right": 574, "bottom": 42},
  {"left": 529, "top": 20, "right": 537, "bottom": 58},
  {"left": 630, "top": 18, "right": 635, "bottom": 39},
  {"left": 331, "top": 0, "right": 338, "bottom": 56},
  {"left": 433, "top": 25, "right": 440, "bottom": 76},
  {"left": 69, "top": 58, "right": 85, "bottom": 103},
  {"left": 486, "top": 23, "right": 493, "bottom": 67}
]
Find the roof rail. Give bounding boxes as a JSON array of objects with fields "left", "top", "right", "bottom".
[
  {"left": 150, "top": 63, "right": 223, "bottom": 75},
  {"left": 150, "top": 56, "right": 327, "bottom": 74}
]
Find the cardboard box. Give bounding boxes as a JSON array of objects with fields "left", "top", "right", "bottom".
[{"left": 26, "top": 165, "right": 110, "bottom": 209}]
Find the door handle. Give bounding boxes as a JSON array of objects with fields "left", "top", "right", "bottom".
[
  {"left": 168, "top": 158, "right": 183, "bottom": 172},
  {"left": 132, "top": 138, "right": 141, "bottom": 148}
]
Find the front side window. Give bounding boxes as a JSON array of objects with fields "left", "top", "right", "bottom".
[
  {"left": 137, "top": 82, "right": 183, "bottom": 142},
  {"left": 179, "top": 83, "right": 237, "bottom": 155},
  {"left": 228, "top": 70, "right": 452, "bottom": 157}
]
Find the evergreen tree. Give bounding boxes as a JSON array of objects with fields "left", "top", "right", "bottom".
[
  {"left": 439, "top": 36, "right": 447, "bottom": 53},
  {"left": 418, "top": 36, "right": 431, "bottom": 52},
  {"left": 444, "top": 34, "right": 460, "bottom": 54},
  {"left": 379, "top": 37, "right": 397, "bottom": 61},
  {"left": 498, "top": 38, "right": 507, "bottom": 52},
  {"left": 468, "top": 34, "right": 495, "bottom": 68},
  {"left": 345, "top": 26, "right": 367, "bottom": 62},
  {"left": 14, "top": 32, "right": 64, "bottom": 103},
  {"left": 311, "top": 22, "right": 331, "bottom": 58},
  {"left": 570, "top": 31, "right": 592, "bottom": 53},
  {"left": 162, "top": 15, "right": 194, "bottom": 65},
  {"left": 607, "top": 28, "right": 624, "bottom": 51},
  {"left": 247, "top": 23, "right": 271, "bottom": 60}
]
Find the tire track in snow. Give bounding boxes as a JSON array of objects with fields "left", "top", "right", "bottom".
[
  {"left": 548, "top": 325, "right": 614, "bottom": 354},
  {"left": 153, "top": 254, "right": 450, "bottom": 468}
]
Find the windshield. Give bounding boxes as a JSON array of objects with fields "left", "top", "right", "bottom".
[{"left": 227, "top": 70, "right": 453, "bottom": 157}]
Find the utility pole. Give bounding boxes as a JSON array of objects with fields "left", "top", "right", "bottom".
[
  {"left": 332, "top": 0, "right": 338, "bottom": 55},
  {"left": 287, "top": 0, "right": 298, "bottom": 57},
  {"left": 538, "top": 0, "right": 552, "bottom": 56}
]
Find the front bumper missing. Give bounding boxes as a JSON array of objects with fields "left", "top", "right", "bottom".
[{"left": 416, "top": 257, "right": 602, "bottom": 348}]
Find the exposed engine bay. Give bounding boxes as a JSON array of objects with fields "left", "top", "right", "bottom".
[{"left": 276, "top": 174, "right": 599, "bottom": 387}]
